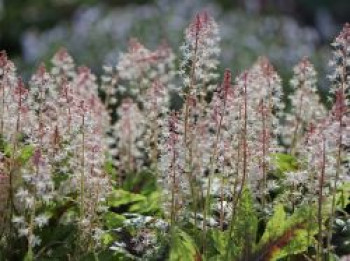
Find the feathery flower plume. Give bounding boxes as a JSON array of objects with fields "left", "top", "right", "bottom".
[
  {"left": 158, "top": 111, "right": 186, "bottom": 225},
  {"left": 0, "top": 51, "right": 19, "bottom": 140},
  {"left": 252, "top": 58, "right": 282, "bottom": 197},
  {"left": 143, "top": 80, "right": 169, "bottom": 170},
  {"left": 180, "top": 11, "right": 220, "bottom": 97},
  {"left": 283, "top": 57, "right": 325, "bottom": 154},
  {"left": 328, "top": 23, "right": 350, "bottom": 100},
  {"left": 51, "top": 48, "right": 76, "bottom": 83},
  {"left": 116, "top": 39, "right": 175, "bottom": 103},
  {"left": 113, "top": 98, "right": 145, "bottom": 179}
]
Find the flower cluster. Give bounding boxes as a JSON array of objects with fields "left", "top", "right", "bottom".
[
  {"left": 328, "top": 23, "right": 350, "bottom": 99},
  {"left": 0, "top": 49, "right": 111, "bottom": 250},
  {"left": 283, "top": 57, "right": 326, "bottom": 154},
  {"left": 155, "top": 18, "right": 350, "bottom": 236},
  {"left": 1, "top": 12, "right": 350, "bottom": 261},
  {"left": 158, "top": 112, "right": 186, "bottom": 221},
  {"left": 179, "top": 10, "right": 220, "bottom": 98},
  {"left": 104, "top": 39, "right": 175, "bottom": 180},
  {"left": 112, "top": 98, "right": 145, "bottom": 176},
  {"left": 112, "top": 39, "right": 175, "bottom": 104}
]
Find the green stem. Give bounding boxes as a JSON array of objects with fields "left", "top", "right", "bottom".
[
  {"left": 317, "top": 138, "right": 326, "bottom": 261},
  {"left": 327, "top": 108, "right": 343, "bottom": 255}
]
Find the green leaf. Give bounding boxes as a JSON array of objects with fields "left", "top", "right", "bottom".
[
  {"left": 108, "top": 189, "right": 146, "bottom": 209},
  {"left": 36, "top": 224, "right": 78, "bottom": 260},
  {"left": 229, "top": 188, "right": 258, "bottom": 260},
  {"left": 271, "top": 153, "right": 298, "bottom": 175},
  {"left": 336, "top": 182, "right": 350, "bottom": 209},
  {"left": 256, "top": 205, "right": 318, "bottom": 261},
  {"left": 272, "top": 229, "right": 312, "bottom": 261},
  {"left": 23, "top": 249, "right": 34, "bottom": 261},
  {"left": 101, "top": 233, "right": 114, "bottom": 246},
  {"left": 122, "top": 170, "right": 158, "bottom": 196},
  {"left": 259, "top": 205, "right": 287, "bottom": 246},
  {"left": 169, "top": 228, "right": 198, "bottom": 261},
  {"left": 4, "top": 143, "right": 12, "bottom": 157},
  {"left": 328, "top": 253, "right": 341, "bottom": 261},
  {"left": 209, "top": 229, "right": 227, "bottom": 255},
  {"left": 79, "top": 250, "right": 130, "bottom": 261},
  {"left": 103, "top": 212, "right": 126, "bottom": 229},
  {"left": 129, "top": 191, "right": 161, "bottom": 215},
  {"left": 17, "top": 145, "right": 34, "bottom": 164},
  {"left": 108, "top": 189, "right": 161, "bottom": 215},
  {"left": 104, "top": 160, "right": 117, "bottom": 179}
]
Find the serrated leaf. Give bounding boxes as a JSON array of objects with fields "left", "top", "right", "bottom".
[
  {"left": 209, "top": 230, "right": 226, "bottom": 255},
  {"left": 256, "top": 205, "right": 318, "bottom": 261},
  {"left": 259, "top": 205, "right": 287, "bottom": 246},
  {"left": 169, "top": 228, "right": 198, "bottom": 261},
  {"left": 226, "top": 188, "right": 257, "bottom": 260}
]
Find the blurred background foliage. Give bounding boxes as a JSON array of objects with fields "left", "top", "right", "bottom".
[{"left": 0, "top": 0, "right": 349, "bottom": 88}]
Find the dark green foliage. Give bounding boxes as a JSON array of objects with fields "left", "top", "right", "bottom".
[
  {"left": 108, "top": 188, "right": 161, "bottom": 216},
  {"left": 332, "top": 218, "right": 350, "bottom": 256},
  {"left": 35, "top": 224, "right": 78, "bottom": 260},
  {"left": 108, "top": 171, "right": 162, "bottom": 216},
  {"left": 229, "top": 188, "right": 258, "bottom": 260},
  {"left": 122, "top": 170, "right": 158, "bottom": 196},
  {"left": 169, "top": 228, "right": 199, "bottom": 261}
]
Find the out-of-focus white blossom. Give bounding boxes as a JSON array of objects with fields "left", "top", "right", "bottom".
[{"left": 283, "top": 57, "right": 326, "bottom": 154}]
